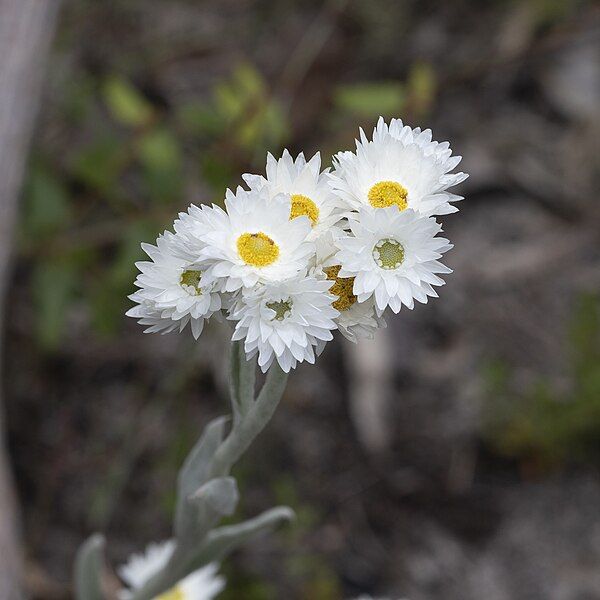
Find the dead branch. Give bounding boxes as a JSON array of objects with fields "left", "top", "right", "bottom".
[{"left": 0, "top": 1, "right": 62, "bottom": 598}]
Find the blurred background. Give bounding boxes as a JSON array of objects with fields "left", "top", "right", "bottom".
[{"left": 1, "top": 0, "right": 599, "bottom": 598}]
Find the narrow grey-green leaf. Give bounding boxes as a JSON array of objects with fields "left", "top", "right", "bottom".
[
  {"left": 195, "top": 506, "right": 294, "bottom": 565},
  {"left": 74, "top": 534, "right": 105, "bottom": 600},
  {"left": 191, "top": 477, "right": 239, "bottom": 517},
  {"left": 178, "top": 416, "right": 227, "bottom": 496},
  {"left": 178, "top": 477, "right": 240, "bottom": 544},
  {"left": 175, "top": 417, "right": 228, "bottom": 537}
]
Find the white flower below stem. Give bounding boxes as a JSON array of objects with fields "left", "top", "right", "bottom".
[{"left": 118, "top": 540, "right": 225, "bottom": 600}]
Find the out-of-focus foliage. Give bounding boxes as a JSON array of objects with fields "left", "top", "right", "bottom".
[
  {"left": 274, "top": 476, "right": 341, "bottom": 600},
  {"left": 20, "top": 63, "right": 293, "bottom": 349},
  {"left": 103, "top": 75, "right": 155, "bottom": 128},
  {"left": 332, "top": 62, "right": 436, "bottom": 123},
  {"left": 334, "top": 82, "right": 405, "bottom": 118},
  {"left": 484, "top": 294, "right": 600, "bottom": 469}
]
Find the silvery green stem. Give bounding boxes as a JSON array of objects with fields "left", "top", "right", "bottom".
[
  {"left": 74, "top": 342, "right": 293, "bottom": 600},
  {"left": 210, "top": 348, "right": 288, "bottom": 478}
]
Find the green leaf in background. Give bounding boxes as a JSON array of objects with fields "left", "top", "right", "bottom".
[
  {"left": 22, "top": 165, "right": 72, "bottom": 239},
  {"left": 214, "top": 63, "right": 266, "bottom": 124},
  {"left": 236, "top": 100, "right": 288, "bottom": 157},
  {"left": 220, "top": 570, "right": 276, "bottom": 600},
  {"left": 62, "top": 73, "right": 95, "bottom": 125},
  {"left": 214, "top": 79, "right": 246, "bottom": 123},
  {"left": 529, "top": 0, "right": 580, "bottom": 26},
  {"left": 484, "top": 294, "right": 600, "bottom": 468},
  {"left": 137, "top": 128, "right": 184, "bottom": 203},
  {"left": 72, "top": 135, "right": 128, "bottom": 195},
  {"left": 102, "top": 75, "right": 155, "bottom": 127},
  {"left": 90, "top": 221, "right": 155, "bottom": 336},
  {"left": 201, "top": 154, "right": 235, "bottom": 198},
  {"left": 234, "top": 62, "right": 264, "bottom": 98},
  {"left": 407, "top": 62, "right": 437, "bottom": 117},
  {"left": 32, "top": 258, "right": 77, "bottom": 351},
  {"left": 334, "top": 81, "right": 405, "bottom": 118},
  {"left": 176, "top": 102, "right": 223, "bottom": 137},
  {"left": 213, "top": 63, "right": 288, "bottom": 156},
  {"left": 570, "top": 293, "right": 600, "bottom": 381},
  {"left": 137, "top": 128, "right": 181, "bottom": 171}
]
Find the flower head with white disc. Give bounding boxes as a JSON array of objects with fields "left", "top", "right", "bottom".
[
  {"left": 229, "top": 276, "right": 338, "bottom": 373},
  {"left": 126, "top": 231, "right": 222, "bottom": 339},
  {"left": 335, "top": 207, "right": 452, "bottom": 314}
]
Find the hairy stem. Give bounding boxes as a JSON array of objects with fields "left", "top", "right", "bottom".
[{"left": 210, "top": 362, "right": 288, "bottom": 478}]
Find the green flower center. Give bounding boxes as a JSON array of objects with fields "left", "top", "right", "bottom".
[
  {"left": 372, "top": 238, "right": 405, "bottom": 270},
  {"left": 266, "top": 299, "right": 292, "bottom": 321},
  {"left": 180, "top": 269, "right": 203, "bottom": 295}
]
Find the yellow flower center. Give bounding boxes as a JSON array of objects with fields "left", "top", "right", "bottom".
[
  {"left": 266, "top": 299, "right": 293, "bottom": 321},
  {"left": 157, "top": 586, "right": 184, "bottom": 600},
  {"left": 324, "top": 265, "right": 357, "bottom": 311},
  {"left": 290, "top": 194, "right": 319, "bottom": 226},
  {"left": 237, "top": 232, "right": 280, "bottom": 267},
  {"left": 180, "top": 269, "right": 202, "bottom": 295},
  {"left": 372, "top": 238, "right": 405, "bottom": 270},
  {"left": 368, "top": 181, "right": 408, "bottom": 210}
]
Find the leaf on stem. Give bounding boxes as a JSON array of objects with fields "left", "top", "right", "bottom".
[
  {"left": 178, "top": 477, "right": 240, "bottom": 543},
  {"left": 190, "top": 477, "right": 239, "bottom": 517},
  {"left": 74, "top": 534, "right": 106, "bottom": 600},
  {"left": 175, "top": 417, "right": 228, "bottom": 537},
  {"left": 193, "top": 506, "right": 295, "bottom": 566}
]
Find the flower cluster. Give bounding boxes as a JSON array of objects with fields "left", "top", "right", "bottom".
[{"left": 128, "top": 117, "right": 467, "bottom": 372}]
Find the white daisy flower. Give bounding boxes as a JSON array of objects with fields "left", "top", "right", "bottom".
[
  {"left": 197, "top": 187, "right": 314, "bottom": 292},
  {"left": 310, "top": 228, "right": 385, "bottom": 342},
  {"left": 229, "top": 276, "right": 339, "bottom": 373},
  {"left": 126, "top": 231, "right": 222, "bottom": 339},
  {"left": 336, "top": 207, "right": 452, "bottom": 314},
  {"left": 243, "top": 150, "right": 344, "bottom": 240},
  {"left": 118, "top": 540, "right": 225, "bottom": 600},
  {"left": 172, "top": 202, "right": 210, "bottom": 256},
  {"left": 330, "top": 116, "right": 467, "bottom": 217}
]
